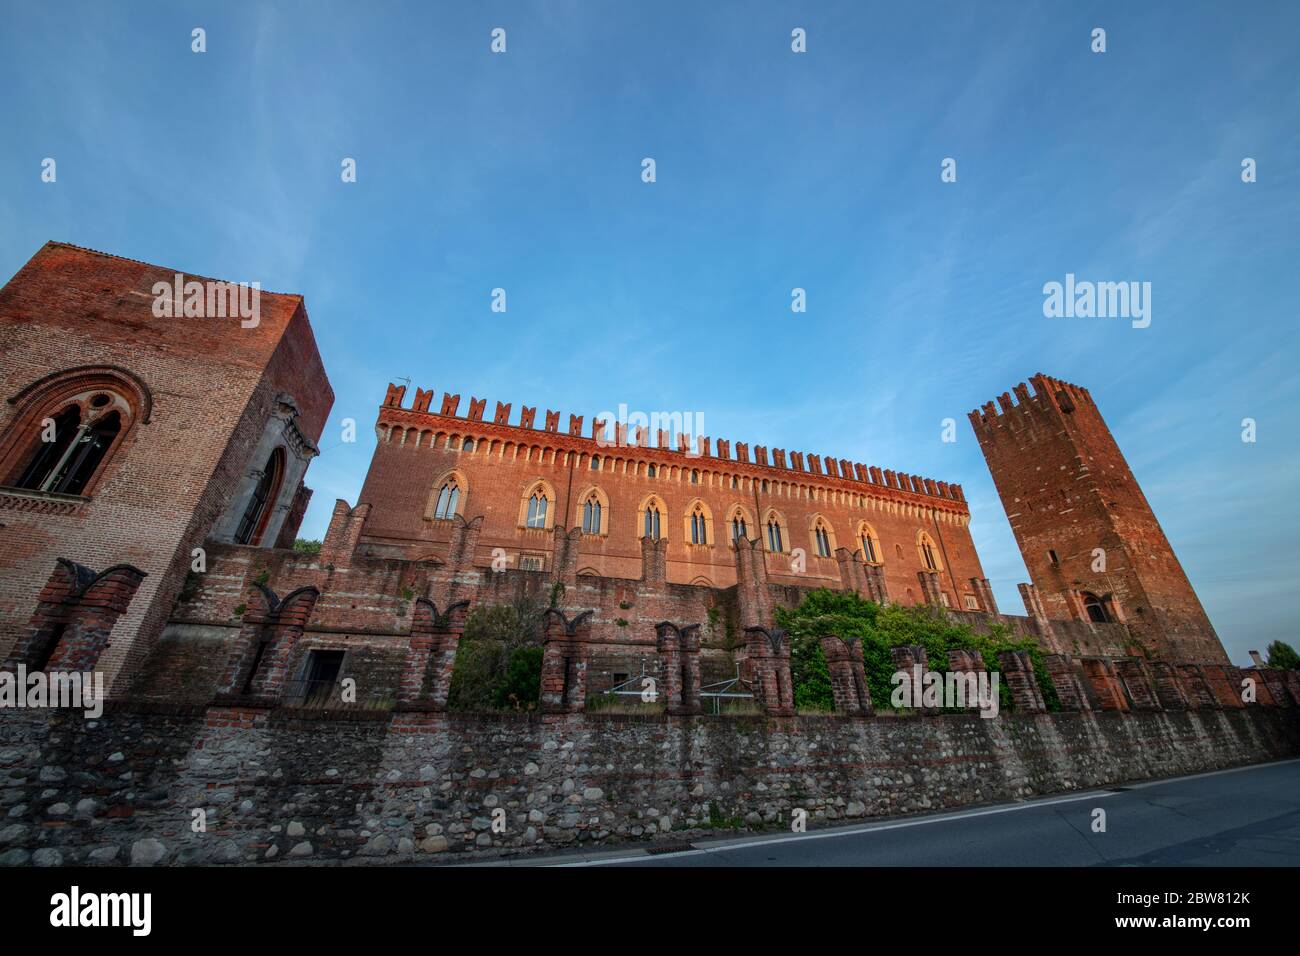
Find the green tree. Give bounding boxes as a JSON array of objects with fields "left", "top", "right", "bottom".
[
  {"left": 446, "top": 597, "right": 547, "bottom": 710},
  {"left": 1265, "top": 640, "right": 1300, "bottom": 670}
]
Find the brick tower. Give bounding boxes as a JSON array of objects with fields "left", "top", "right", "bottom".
[{"left": 969, "top": 374, "right": 1226, "bottom": 664}]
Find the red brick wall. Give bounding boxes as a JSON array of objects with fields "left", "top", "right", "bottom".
[
  {"left": 0, "top": 242, "right": 333, "bottom": 692},
  {"left": 355, "top": 385, "right": 989, "bottom": 611},
  {"left": 970, "top": 374, "right": 1225, "bottom": 664}
]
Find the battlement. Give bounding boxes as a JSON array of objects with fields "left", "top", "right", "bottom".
[
  {"left": 377, "top": 383, "right": 966, "bottom": 507},
  {"left": 967, "top": 372, "right": 1098, "bottom": 432}
]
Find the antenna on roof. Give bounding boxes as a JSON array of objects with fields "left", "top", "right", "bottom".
[{"left": 395, "top": 376, "right": 411, "bottom": 387}]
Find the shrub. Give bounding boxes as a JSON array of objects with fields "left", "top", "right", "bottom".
[
  {"left": 293, "top": 538, "right": 322, "bottom": 555},
  {"left": 774, "top": 588, "right": 1060, "bottom": 713},
  {"left": 446, "top": 598, "right": 546, "bottom": 711}
]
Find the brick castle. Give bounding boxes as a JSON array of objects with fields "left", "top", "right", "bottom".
[{"left": 0, "top": 242, "right": 1239, "bottom": 713}]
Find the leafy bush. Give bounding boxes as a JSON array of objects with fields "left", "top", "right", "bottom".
[
  {"left": 446, "top": 598, "right": 546, "bottom": 711},
  {"left": 293, "top": 538, "right": 322, "bottom": 554},
  {"left": 774, "top": 588, "right": 1060, "bottom": 712}
]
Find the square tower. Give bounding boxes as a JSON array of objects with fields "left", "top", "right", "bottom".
[{"left": 969, "top": 374, "right": 1226, "bottom": 664}]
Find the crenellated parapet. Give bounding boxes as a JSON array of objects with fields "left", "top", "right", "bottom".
[{"left": 374, "top": 383, "right": 969, "bottom": 515}]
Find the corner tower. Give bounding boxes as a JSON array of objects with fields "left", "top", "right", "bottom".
[{"left": 969, "top": 373, "right": 1226, "bottom": 664}]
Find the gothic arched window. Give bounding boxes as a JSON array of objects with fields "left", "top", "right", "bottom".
[
  {"left": 235, "top": 447, "right": 285, "bottom": 545},
  {"left": 582, "top": 493, "right": 602, "bottom": 534},
  {"left": 526, "top": 490, "right": 549, "bottom": 528},
  {"left": 434, "top": 479, "right": 460, "bottom": 519},
  {"left": 814, "top": 520, "right": 832, "bottom": 558},
  {"left": 690, "top": 505, "right": 708, "bottom": 545},
  {"left": 919, "top": 533, "right": 940, "bottom": 571},
  {"left": 1082, "top": 592, "right": 1111, "bottom": 623},
  {"left": 766, "top": 517, "right": 784, "bottom": 553},
  {"left": 644, "top": 501, "right": 662, "bottom": 540},
  {"left": 732, "top": 515, "right": 747, "bottom": 541},
  {"left": 9, "top": 391, "right": 128, "bottom": 497}
]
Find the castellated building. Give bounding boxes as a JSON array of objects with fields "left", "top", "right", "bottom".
[{"left": 0, "top": 243, "right": 1230, "bottom": 710}]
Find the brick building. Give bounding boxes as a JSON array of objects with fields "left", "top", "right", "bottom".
[
  {"left": 0, "top": 243, "right": 1228, "bottom": 706},
  {"left": 0, "top": 243, "right": 332, "bottom": 693}
]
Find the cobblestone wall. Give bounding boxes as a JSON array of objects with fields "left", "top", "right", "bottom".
[{"left": 1, "top": 703, "right": 1296, "bottom": 866}]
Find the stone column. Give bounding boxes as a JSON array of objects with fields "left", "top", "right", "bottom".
[{"left": 733, "top": 537, "right": 773, "bottom": 629}]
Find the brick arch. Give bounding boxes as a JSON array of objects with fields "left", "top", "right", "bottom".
[{"left": 426, "top": 468, "right": 468, "bottom": 520}]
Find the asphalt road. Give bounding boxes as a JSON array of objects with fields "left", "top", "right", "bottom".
[{"left": 515, "top": 758, "right": 1300, "bottom": 867}]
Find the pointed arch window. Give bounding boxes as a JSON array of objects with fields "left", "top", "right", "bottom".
[
  {"left": 235, "top": 448, "right": 285, "bottom": 545},
  {"left": 1082, "top": 592, "right": 1111, "bottom": 623},
  {"left": 434, "top": 479, "right": 460, "bottom": 519},
  {"left": 15, "top": 400, "right": 124, "bottom": 496},
  {"left": 766, "top": 517, "right": 783, "bottom": 553},
  {"left": 690, "top": 505, "right": 708, "bottom": 545},
  {"left": 862, "top": 533, "right": 878, "bottom": 563},
  {"left": 644, "top": 501, "right": 662, "bottom": 540},
  {"left": 526, "top": 490, "right": 549, "bottom": 528},
  {"left": 814, "top": 520, "right": 832, "bottom": 558},
  {"left": 732, "top": 515, "right": 747, "bottom": 542},
  {"left": 582, "top": 493, "right": 602, "bottom": 534},
  {"left": 920, "top": 534, "right": 939, "bottom": 571}
]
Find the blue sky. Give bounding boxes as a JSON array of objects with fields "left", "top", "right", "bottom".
[{"left": 2, "top": 1, "right": 1297, "bottom": 664}]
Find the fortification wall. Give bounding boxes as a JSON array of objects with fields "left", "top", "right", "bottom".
[{"left": 1, "top": 703, "right": 1296, "bottom": 866}]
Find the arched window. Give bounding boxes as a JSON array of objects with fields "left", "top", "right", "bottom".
[
  {"left": 814, "top": 519, "right": 832, "bottom": 558},
  {"left": 858, "top": 523, "right": 882, "bottom": 564},
  {"left": 761, "top": 479, "right": 768, "bottom": 493},
  {"left": 1082, "top": 592, "right": 1111, "bottom": 623},
  {"left": 690, "top": 469, "right": 699, "bottom": 484},
  {"left": 590, "top": 455, "right": 601, "bottom": 470},
  {"left": 732, "top": 515, "right": 747, "bottom": 541},
  {"left": 434, "top": 479, "right": 460, "bottom": 519},
  {"left": 918, "top": 532, "right": 940, "bottom": 571},
  {"left": 647, "top": 463, "right": 657, "bottom": 478},
  {"left": 766, "top": 517, "right": 783, "bottom": 553},
  {"left": 644, "top": 501, "right": 662, "bottom": 540},
  {"left": 730, "top": 476, "right": 738, "bottom": 489},
  {"left": 235, "top": 448, "right": 285, "bottom": 546},
  {"left": 690, "top": 505, "right": 708, "bottom": 544},
  {"left": 8, "top": 390, "right": 130, "bottom": 497},
  {"left": 526, "top": 490, "right": 549, "bottom": 528},
  {"left": 582, "top": 493, "right": 602, "bottom": 534},
  {"left": 461, "top": 437, "right": 474, "bottom": 453}
]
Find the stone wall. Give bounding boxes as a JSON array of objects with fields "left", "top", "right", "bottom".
[{"left": 1, "top": 702, "right": 1296, "bottom": 866}]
